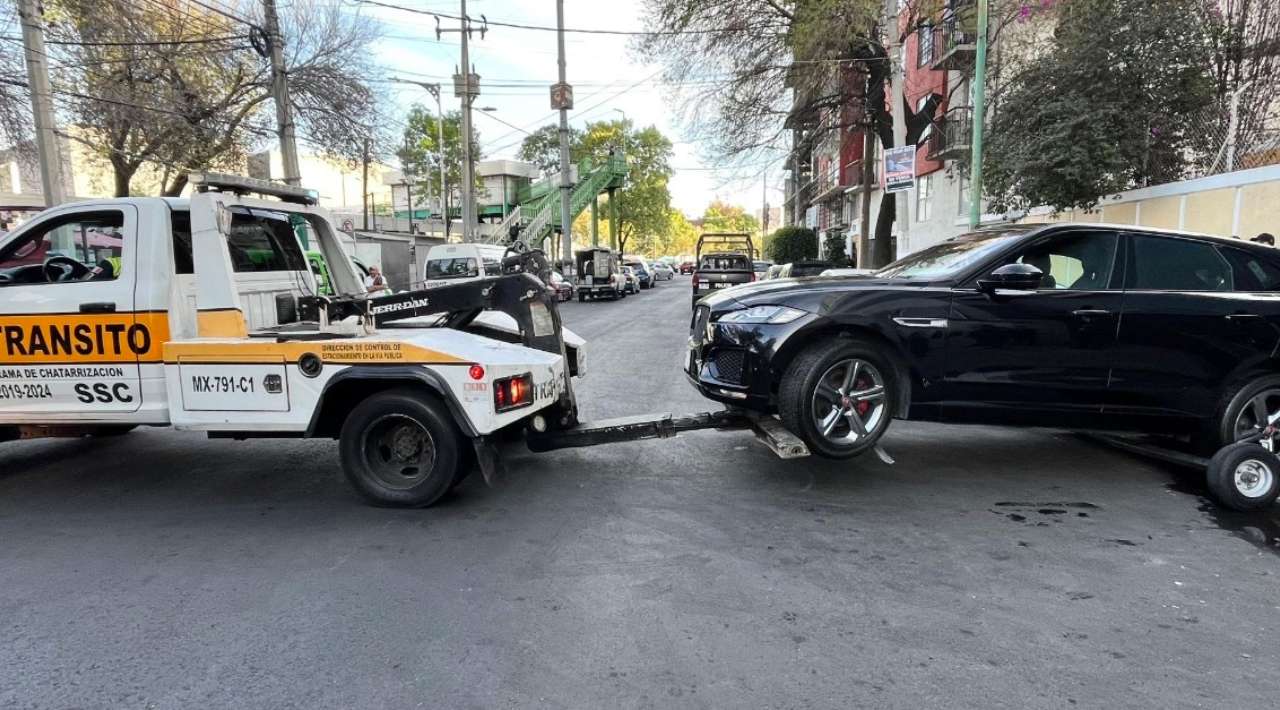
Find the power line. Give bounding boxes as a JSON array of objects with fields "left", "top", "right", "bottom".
[
  {"left": 355, "top": 0, "right": 788, "bottom": 37},
  {"left": 0, "top": 33, "right": 248, "bottom": 46}
]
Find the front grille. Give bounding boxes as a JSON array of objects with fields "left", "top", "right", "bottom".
[
  {"left": 690, "top": 305, "right": 711, "bottom": 345},
  {"left": 711, "top": 348, "right": 746, "bottom": 384}
]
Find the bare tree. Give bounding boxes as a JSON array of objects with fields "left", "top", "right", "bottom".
[{"left": 39, "top": 0, "right": 387, "bottom": 196}]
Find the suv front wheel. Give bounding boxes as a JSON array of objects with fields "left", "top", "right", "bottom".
[{"left": 779, "top": 340, "right": 895, "bottom": 459}]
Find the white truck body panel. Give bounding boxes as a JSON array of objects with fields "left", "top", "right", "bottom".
[{"left": 0, "top": 193, "right": 573, "bottom": 438}]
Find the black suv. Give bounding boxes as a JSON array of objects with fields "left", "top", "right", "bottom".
[{"left": 688, "top": 223, "right": 1280, "bottom": 461}]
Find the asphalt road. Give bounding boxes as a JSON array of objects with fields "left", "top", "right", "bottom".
[{"left": 3, "top": 276, "right": 1279, "bottom": 709}]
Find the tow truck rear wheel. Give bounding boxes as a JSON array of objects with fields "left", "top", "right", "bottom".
[
  {"left": 339, "top": 389, "right": 463, "bottom": 507},
  {"left": 779, "top": 339, "right": 895, "bottom": 459}
]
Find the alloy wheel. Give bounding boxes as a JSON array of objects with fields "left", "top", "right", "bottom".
[
  {"left": 1233, "top": 388, "right": 1280, "bottom": 450},
  {"left": 810, "top": 358, "right": 887, "bottom": 446}
]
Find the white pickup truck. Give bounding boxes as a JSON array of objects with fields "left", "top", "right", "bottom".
[{"left": 0, "top": 173, "right": 584, "bottom": 507}]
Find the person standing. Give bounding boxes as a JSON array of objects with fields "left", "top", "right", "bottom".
[{"left": 364, "top": 264, "right": 389, "bottom": 294}]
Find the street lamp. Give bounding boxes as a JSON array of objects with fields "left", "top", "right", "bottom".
[
  {"left": 390, "top": 77, "right": 449, "bottom": 240},
  {"left": 612, "top": 108, "right": 627, "bottom": 158}
]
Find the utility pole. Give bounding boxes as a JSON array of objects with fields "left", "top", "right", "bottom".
[
  {"left": 263, "top": 0, "right": 301, "bottom": 186},
  {"left": 554, "top": 0, "right": 574, "bottom": 266},
  {"left": 362, "top": 138, "right": 370, "bottom": 231},
  {"left": 18, "top": 0, "right": 65, "bottom": 206},
  {"left": 968, "top": 0, "right": 990, "bottom": 229},
  {"left": 884, "top": 0, "right": 910, "bottom": 254},
  {"left": 437, "top": 3, "right": 486, "bottom": 242},
  {"left": 761, "top": 172, "right": 770, "bottom": 237}
]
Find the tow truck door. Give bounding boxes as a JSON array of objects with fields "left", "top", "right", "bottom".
[{"left": 0, "top": 204, "right": 147, "bottom": 417}]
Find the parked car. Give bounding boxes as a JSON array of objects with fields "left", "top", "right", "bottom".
[
  {"left": 688, "top": 223, "right": 1280, "bottom": 480},
  {"left": 548, "top": 270, "right": 574, "bottom": 302},
  {"left": 621, "top": 265, "right": 640, "bottom": 294},
  {"left": 764, "top": 264, "right": 785, "bottom": 280},
  {"left": 624, "top": 259, "right": 654, "bottom": 289},
  {"left": 679, "top": 261, "right": 696, "bottom": 275},
  {"left": 776, "top": 260, "right": 833, "bottom": 278},
  {"left": 651, "top": 262, "right": 675, "bottom": 280},
  {"left": 574, "top": 247, "right": 626, "bottom": 301},
  {"left": 753, "top": 260, "right": 773, "bottom": 279}
]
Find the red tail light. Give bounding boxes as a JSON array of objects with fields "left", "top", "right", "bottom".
[{"left": 493, "top": 372, "right": 534, "bottom": 412}]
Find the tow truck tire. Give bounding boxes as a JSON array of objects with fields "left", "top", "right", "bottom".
[
  {"left": 779, "top": 339, "right": 895, "bottom": 459},
  {"left": 339, "top": 389, "right": 463, "bottom": 508},
  {"left": 1206, "top": 442, "right": 1280, "bottom": 511}
]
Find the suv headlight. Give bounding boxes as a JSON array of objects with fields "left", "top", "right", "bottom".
[{"left": 718, "top": 305, "right": 807, "bottom": 324}]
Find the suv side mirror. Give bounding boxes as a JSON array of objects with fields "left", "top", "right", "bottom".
[{"left": 978, "top": 262, "right": 1043, "bottom": 293}]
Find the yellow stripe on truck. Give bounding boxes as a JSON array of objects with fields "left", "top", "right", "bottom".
[
  {"left": 164, "top": 339, "right": 468, "bottom": 365},
  {"left": 0, "top": 312, "right": 170, "bottom": 364},
  {"left": 196, "top": 309, "right": 248, "bottom": 338}
]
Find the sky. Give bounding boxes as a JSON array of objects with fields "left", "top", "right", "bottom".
[{"left": 361, "top": 0, "right": 785, "bottom": 218}]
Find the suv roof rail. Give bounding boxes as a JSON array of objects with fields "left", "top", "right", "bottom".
[{"left": 189, "top": 172, "right": 320, "bottom": 206}]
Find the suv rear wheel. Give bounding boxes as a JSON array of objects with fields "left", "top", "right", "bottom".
[
  {"left": 779, "top": 339, "right": 895, "bottom": 459},
  {"left": 339, "top": 388, "right": 463, "bottom": 507}
]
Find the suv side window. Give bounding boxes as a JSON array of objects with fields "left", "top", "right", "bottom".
[
  {"left": 1220, "top": 247, "right": 1280, "bottom": 292},
  {"left": 1006, "top": 230, "right": 1120, "bottom": 290},
  {"left": 0, "top": 211, "right": 126, "bottom": 286},
  {"left": 1128, "top": 234, "right": 1232, "bottom": 291}
]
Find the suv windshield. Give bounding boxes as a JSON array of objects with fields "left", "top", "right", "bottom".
[{"left": 876, "top": 230, "right": 1028, "bottom": 280}]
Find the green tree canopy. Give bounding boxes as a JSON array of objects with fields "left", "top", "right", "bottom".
[
  {"left": 516, "top": 124, "right": 585, "bottom": 173},
  {"left": 700, "top": 200, "right": 760, "bottom": 234},
  {"left": 765, "top": 226, "right": 818, "bottom": 263},
  {"left": 983, "top": 0, "right": 1219, "bottom": 213},
  {"left": 398, "top": 107, "right": 482, "bottom": 200}
]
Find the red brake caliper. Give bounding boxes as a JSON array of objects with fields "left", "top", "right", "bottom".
[{"left": 855, "top": 377, "right": 872, "bottom": 415}]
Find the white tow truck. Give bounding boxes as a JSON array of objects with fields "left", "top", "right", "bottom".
[
  {"left": 0, "top": 173, "right": 807, "bottom": 507},
  {"left": 0, "top": 174, "right": 595, "bottom": 507}
]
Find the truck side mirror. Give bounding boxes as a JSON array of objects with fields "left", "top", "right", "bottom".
[{"left": 978, "top": 262, "right": 1043, "bottom": 293}]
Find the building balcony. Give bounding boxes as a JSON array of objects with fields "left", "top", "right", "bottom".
[
  {"left": 844, "top": 159, "right": 879, "bottom": 191},
  {"left": 929, "top": 2, "right": 978, "bottom": 72},
  {"left": 926, "top": 106, "right": 972, "bottom": 162}
]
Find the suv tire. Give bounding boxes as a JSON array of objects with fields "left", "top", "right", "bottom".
[
  {"left": 779, "top": 339, "right": 896, "bottom": 459},
  {"left": 339, "top": 388, "right": 463, "bottom": 507},
  {"left": 1207, "top": 375, "right": 1280, "bottom": 452}
]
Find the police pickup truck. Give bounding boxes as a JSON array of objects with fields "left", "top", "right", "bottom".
[{"left": 0, "top": 174, "right": 585, "bottom": 507}]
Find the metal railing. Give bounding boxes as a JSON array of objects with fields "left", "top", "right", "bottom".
[
  {"left": 927, "top": 106, "right": 972, "bottom": 161},
  {"left": 929, "top": 2, "right": 978, "bottom": 69}
]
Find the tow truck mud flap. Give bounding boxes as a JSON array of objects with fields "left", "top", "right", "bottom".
[{"left": 524, "top": 410, "right": 810, "bottom": 459}]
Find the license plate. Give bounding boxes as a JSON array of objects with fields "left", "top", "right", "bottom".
[{"left": 712, "top": 282, "right": 729, "bottom": 289}]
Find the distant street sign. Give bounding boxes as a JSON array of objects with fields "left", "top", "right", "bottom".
[
  {"left": 884, "top": 145, "right": 916, "bottom": 193},
  {"left": 550, "top": 82, "right": 574, "bottom": 110}
]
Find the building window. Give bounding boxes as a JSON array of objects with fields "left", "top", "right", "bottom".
[
  {"left": 917, "top": 96, "right": 933, "bottom": 144},
  {"left": 917, "top": 24, "right": 934, "bottom": 67},
  {"left": 916, "top": 174, "right": 933, "bottom": 222}
]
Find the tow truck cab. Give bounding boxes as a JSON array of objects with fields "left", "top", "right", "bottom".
[{"left": 0, "top": 174, "right": 582, "bottom": 507}]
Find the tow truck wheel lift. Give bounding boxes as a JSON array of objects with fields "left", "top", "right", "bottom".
[{"left": 303, "top": 247, "right": 812, "bottom": 482}]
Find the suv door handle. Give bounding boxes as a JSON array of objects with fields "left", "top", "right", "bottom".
[
  {"left": 1071, "top": 309, "right": 1112, "bottom": 318},
  {"left": 79, "top": 302, "right": 117, "bottom": 313}
]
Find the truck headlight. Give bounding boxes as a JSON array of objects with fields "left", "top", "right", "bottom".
[{"left": 717, "top": 305, "right": 807, "bottom": 324}]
